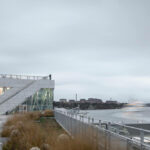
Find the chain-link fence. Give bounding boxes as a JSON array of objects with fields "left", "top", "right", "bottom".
[{"left": 54, "top": 110, "right": 150, "bottom": 150}]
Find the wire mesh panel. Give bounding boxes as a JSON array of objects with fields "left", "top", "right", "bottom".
[
  {"left": 97, "top": 128, "right": 107, "bottom": 150},
  {"left": 54, "top": 110, "right": 150, "bottom": 150},
  {"left": 108, "top": 133, "right": 128, "bottom": 150}
]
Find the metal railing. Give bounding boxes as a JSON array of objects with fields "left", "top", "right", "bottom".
[
  {"left": 109, "top": 123, "right": 150, "bottom": 143},
  {"left": 0, "top": 74, "right": 49, "bottom": 80},
  {"left": 54, "top": 110, "right": 150, "bottom": 150},
  {"left": 87, "top": 119, "right": 150, "bottom": 144}
]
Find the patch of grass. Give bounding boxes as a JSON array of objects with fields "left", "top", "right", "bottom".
[
  {"left": 54, "top": 135, "right": 98, "bottom": 150},
  {"left": 1, "top": 111, "right": 119, "bottom": 150},
  {"left": 1, "top": 111, "right": 65, "bottom": 150},
  {"left": 41, "top": 110, "right": 54, "bottom": 117}
]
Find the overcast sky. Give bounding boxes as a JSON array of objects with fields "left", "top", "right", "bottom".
[{"left": 0, "top": 0, "right": 150, "bottom": 102}]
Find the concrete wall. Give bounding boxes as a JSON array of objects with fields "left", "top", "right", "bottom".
[
  {"left": 0, "top": 78, "right": 55, "bottom": 88},
  {"left": 0, "top": 78, "right": 33, "bottom": 87}
]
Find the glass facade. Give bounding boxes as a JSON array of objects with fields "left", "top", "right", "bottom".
[{"left": 22, "top": 88, "right": 54, "bottom": 111}]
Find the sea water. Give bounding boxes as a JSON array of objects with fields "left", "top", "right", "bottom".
[{"left": 81, "top": 106, "right": 150, "bottom": 123}]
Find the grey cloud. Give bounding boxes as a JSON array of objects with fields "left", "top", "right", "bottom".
[{"left": 0, "top": 0, "right": 150, "bottom": 102}]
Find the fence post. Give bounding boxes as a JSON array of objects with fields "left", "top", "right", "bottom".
[
  {"left": 81, "top": 116, "right": 84, "bottom": 137},
  {"left": 82, "top": 116, "right": 84, "bottom": 122},
  {"left": 140, "top": 130, "right": 144, "bottom": 150},
  {"left": 92, "top": 118, "right": 94, "bottom": 124},
  {"left": 106, "top": 122, "right": 111, "bottom": 150},
  {"left": 91, "top": 118, "right": 95, "bottom": 144},
  {"left": 79, "top": 115, "right": 81, "bottom": 136},
  {"left": 88, "top": 117, "right": 91, "bottom": 124},
  {"left": 80, "top": 115, "right": 81, "bottom": 121},
  {"left": 75, "top": 114, "right": 77, "bottom": 119},
  {"left": 127, "top": 139, "right": 132, "bottom": 150},
  {"left": 107, "top": 122, "right": 111, "bottom": 130},
  {"left": 99, "top": 120, "right": 102, "bottom": 128},
  {"left": 70, "top": 114, "right": 73, "bottom": 134},
  {"left": 140, "top": 130, "right": 144, "bottom": 143}
]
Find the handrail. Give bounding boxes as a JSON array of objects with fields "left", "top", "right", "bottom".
[
  {"left": 0, "top": 74, "right": 49, "bottom": 80},
  {"left": 112, "top": 122, "right": 150, "bottom": 134}
]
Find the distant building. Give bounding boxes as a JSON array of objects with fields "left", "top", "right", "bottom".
[
  {"left": 87, "top": 98, "right": 103, "bottom": 103},
  {"left": 69, "top": 99, "right": 75, "bottom": 103},
  {"left": 59, "top": 99, "right": 67, "bottom": 103},
  {"left": 80, "top": 99, "right": 86, "bottom": 103},
  {"left": 106, "top": 100, "right": 118, "bottom": 104}
]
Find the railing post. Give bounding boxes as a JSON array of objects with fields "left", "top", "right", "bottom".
[
  {"left": 80, "top": 115, "right": 81, "bottom": 121},
  {"left": 99, "top": 120, "right": 102, "bottom": 128},
  {"left": 140, "top": 130, "right": 144, "bottom": 143},
  {"left": 75, "top": 114, "right": 77, "bottom": 119},
  {"left": 91, "top": 118, "right": 95, "bottom": 144},
  {"left": 108, "top": 122, "right": 111, "bottom": 130},
  {"left": 127, "top": 139, "right": 132, "bottom": 150},
  {"left": 82, "top": 116, "right": 84, "bottom": 122},
  {"left": 88, "top": 117, "right": 91, "bottom": 124},
  {"left": 104, "top": 122, "right": 111, "bottom": 150},
  {"left": 92, "top": 118, "right": 94, "bottom": 124}
]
